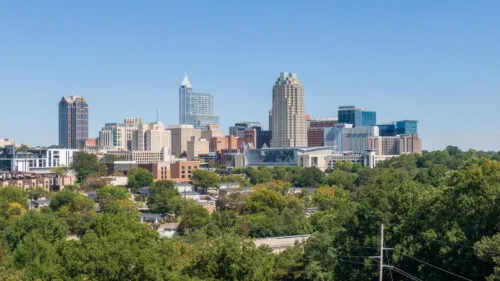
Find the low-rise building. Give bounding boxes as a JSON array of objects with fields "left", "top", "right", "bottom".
[
  {"left": 0, "top": 148, "right": 78, "bottom": 172},
  {"left": 368, "top": 134, "right": 422, "bottom": 155},
  {"left": 0, "top": 171, "right": 76, "bottom": 191},
  {"left": 170, "top": 161, "right": 200, "bottom": 181},
  {"left": 158, "top": 223, "right": 179, "bottom": 238}
]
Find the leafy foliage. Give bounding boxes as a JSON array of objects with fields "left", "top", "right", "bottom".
[
  {"left": 127, "top": 167, "right": 154, "bottom": 192},
  {"left": 71, "top": 151, "right": 107, "bottom": 181},
  {"left": 1, "top": 146, "right": 499, "bottom": 281},
  {"left": 147, "top": 180, "right": 183, "bottom": 215},
  {"left": 191, "top": 169, "right": 221, "bottom": 191}
]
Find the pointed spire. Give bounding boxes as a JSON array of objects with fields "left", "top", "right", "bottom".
[{"left": 181, "top": 73, "right": 192, "bottom": 88}]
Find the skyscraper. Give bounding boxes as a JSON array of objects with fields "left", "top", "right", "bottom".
[
  {"left": 179, "top": 73, "right": 219, "bottom": 130},
  {"left": 59, "top": 95, "right": 88, "bottom": 149},
  {"left": 270, "top": 72, "right": 307, "bottom": 148},
  {"left": 338, "top": 105, "right": 376, "bottom": 127}
]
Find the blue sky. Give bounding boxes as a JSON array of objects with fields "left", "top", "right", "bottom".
[{"left": 1, "top": 1, "right": 499, "bottom": 150}]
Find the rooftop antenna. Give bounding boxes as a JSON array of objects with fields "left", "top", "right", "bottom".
[{"left": 156, "top": 109, "right": 159, "bottom": 122}]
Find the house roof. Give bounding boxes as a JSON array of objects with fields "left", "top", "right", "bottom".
[{"left": 140, "top": 213, "right": 164, "bottom": 219}]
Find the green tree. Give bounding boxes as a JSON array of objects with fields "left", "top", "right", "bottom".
[
  {"left": 71, "top": 151, "right": 107, "bottom": 181},
  {"left": 127, "top": 167, "right": 154, "bottom": 192},
  {"left": 27, "top": 188, "right": 48, "bottom": 200},
  {"left": 96, "top": 186, "right": 128, "bottom": 202},
  {"left": 183, "top": 234, "right": 275, "bottom": 281},
  {"left": 475, "top": 233, "right": 500, "bottom": 281},
  {"left": 4, "top": 211, "right": 68, "bottom": 252},
  {"left": 49, "top": 190, "right": 77, "bottom": 211},
  {"left": 249, "top": 166, "right": 273, "bottom": 185},
  {"left": 177, "top": 200, "right": 211, "bottom": 235},
  {"left": 245, "top": 188, "right": 284, "bottom": 214},
  {"left": 326, "top": 170, "right": 357, "bottom": 189},
  {"left": 148, "top": 180, "right": 183, "bottom": 215},
  {"left": 100, "top": 199, "right": 140, "bottom": 221},
  {"left": 191, "top": 169, "right": 221, "bottom": 192},
  {"left": 294, "top": 167, "right": 326, "bottom": 187},
  {"left": 15, "top": 144, "right": 29, "bottom": 152}
]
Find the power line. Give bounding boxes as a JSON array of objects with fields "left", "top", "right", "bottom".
[
  {"left": 390, "top": 266, "right": 424, "bottom": 281},
  {"left": 337, "top": 258, "right": 378, "bottom": 267},
  {"left": 393, "top": 249, "right": 472, "bottom": 281},
  {"left": 385, "top": 249, "right": 394, "bottom": 281}
]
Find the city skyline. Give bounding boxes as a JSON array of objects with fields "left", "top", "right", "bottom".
[{"left": 1, "top": 1, "right": 500, "bottom": 150}]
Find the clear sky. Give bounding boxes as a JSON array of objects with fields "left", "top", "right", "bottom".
[{"left": 1, "top": 1, "right": 499, "bottom": 150}]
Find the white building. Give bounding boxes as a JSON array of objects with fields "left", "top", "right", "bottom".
[
  {"left": 324, "top": 124, "right": 379, "bottom": 153},
  {"left": 9, "top": 148, "right": 78, "bottom": 172}
]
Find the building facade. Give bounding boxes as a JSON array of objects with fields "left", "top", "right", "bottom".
[
  {"left": 132, "top": 122, "right": 171, "bottom": 153},
  {"left": 307, "top": 118, "right": 338, "bottom": 147},
  {"left": 0, "top": 148, "right": 78, "bottom": 172},
  {"left": 338, "top": 105, "right": 376, "bottom": 127},
  {"left": 59, "top": 95, "right": 88, "bottom": 149},
  {"left": 170, "top": 161, "right": 200, "bottom": 181},
  {"left": 169, "top": 125, "right": 201, "bottom": 157},
  {"left": 369, "top": 134, "right": 422, "bottom": 155},
  {"left": 225, "top": 147, "right": 394, "bottom": 170},
  {"left": 187, "top": 137, "right": 209, "bottom": 161},
  {"left": 99, "top": 123, "right": 127, "bottom": 150},
  {"left": 179, "top": 74, "right": 219, "bottom": 130},
  {"left": 270, "top": 72, "right": 307, "bottom": 148},
  {"left": 378, "top": 120, "right": 418, "bottom": 136},
  {"left": 0, "top": 138, "right": 15, "bottom": 147}
]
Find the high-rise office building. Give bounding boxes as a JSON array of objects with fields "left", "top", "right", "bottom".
[
  {"left": 179, "top": 74, "right": 219, "bottom": 130},
  {"left": 229, "top": 122, "right": 262, "bottom": 138},
  {"left": 132, "top": 122, "right": 171, "bottom": 153},
  {"left": 59, "top": 96, "right": 88, "bottom": 149},
  {"left": 270, "top": 72, "right": 307, "bottom": 148},
  {"left": 338, "top": 106, "right": 376, "bottom": 127},
  {"left": 99, "top": 123, "right": 127, "bottom": 150},
  {"left": 378, "top": 120, "right": 418, "bottom": 136}
]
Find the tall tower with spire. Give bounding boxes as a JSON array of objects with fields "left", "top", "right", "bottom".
[
  {"left": 178, "top": 73, "right": 219, "bottom": 130},
  {"left": 270, "top": 72, "right": 307, "bottom": 148}
]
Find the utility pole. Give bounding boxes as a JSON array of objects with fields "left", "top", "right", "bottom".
[{"left": 379, "top": 224, "right": 384, "bottom": 281}]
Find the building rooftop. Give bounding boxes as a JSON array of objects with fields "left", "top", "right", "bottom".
[
  {"left": 140, "top": 213, "right": 165, "bottom": 219},
  {"left": 180, "top": 73, "right": 192, "bottom": 88}
]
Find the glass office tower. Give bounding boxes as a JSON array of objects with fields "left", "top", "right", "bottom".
[
  {"left": 59, "top": 96, "right": 88, "bottom": 149},
  {"left": 378, "top": 120, "right": 418, "bottom": 136},
  {"left": 338, "top": 106, "right": 376, "bottom": 127},
  {"left": 179, "top": 74, "right": 219, "bottom": 130}
]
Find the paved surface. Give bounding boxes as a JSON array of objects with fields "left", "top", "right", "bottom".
[{"left": 254, "top": 235, "right": 311, "bottom": 253}]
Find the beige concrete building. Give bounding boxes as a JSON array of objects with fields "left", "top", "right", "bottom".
[
  {"left": 133, "top": 122, "right": 171, "bottom": 153},
  {"left": 0, "top": 138, "right": 15, "bottom": 147},
  {"left": 202, "top": 124, "right": 223, "bottom": 140},
  {"left": 187, "top": 136, "right": 209, "bottom": 161},
  {"left": 99, "top": 123, "right": 127, "bottom": 150},
  {"left": 368, "top": 134, "right": 422, "bottom": 156},
  {"left": 169, "top": 125, "right": 201, "bottom": 157},
  {"left": 107, "top": 149, "right": 175, "bottom": 164},
  {"left": 271, "top": 72, "right": 307, "bottom": 148},
  {"left": 123, "top": 117, "right": 145, "bottom": 150}
]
